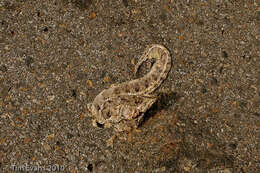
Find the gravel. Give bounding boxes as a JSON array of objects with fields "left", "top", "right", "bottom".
[{"left": 0, "top": 0, "right": 259, "bottom": 172}]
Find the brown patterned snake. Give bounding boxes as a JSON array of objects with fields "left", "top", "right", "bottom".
[{"left": 87, "top": 44, "right": 172, "bottom": 131}]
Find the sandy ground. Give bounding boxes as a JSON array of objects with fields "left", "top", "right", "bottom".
[{"left": 0, "top": 0, "right": 259, "bottom": 172}]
